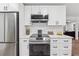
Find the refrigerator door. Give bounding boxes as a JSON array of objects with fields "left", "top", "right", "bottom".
[
  {"left": 5, "top": 13, "right": 16, "bottom": 42},
  {"left": 0, "top": 13, "right": 4, "bottom": 42}
]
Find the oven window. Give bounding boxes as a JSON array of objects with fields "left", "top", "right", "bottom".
[{"left": 29, "top": 44, "right": 50, "bottom": 56}]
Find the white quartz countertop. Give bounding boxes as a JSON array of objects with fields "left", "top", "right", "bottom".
[
  {"left": 49, "top": 35, "right": 73, "bottom": 39},
  {"left": 19, "top": 35, "right": 73, "bottom": 39},
  {"left": 19, "top": 35, "right": 31, "bottom": 39}
]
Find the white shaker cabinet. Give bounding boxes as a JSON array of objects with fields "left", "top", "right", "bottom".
[
  {"left": 0, "top": 4, "right": 5, "bottom": 11},
  {"left": 31, "top": 5, "right": 49, "bottom": 15},
  {"left": 7, "top": 3, "right": 19, "bottom": 11},
  {"left": 31, "top": 5, "right": 40, "bottom": 14},
  {"left": 48, "top": 6, "right": 66, "bottom": 25},
  {"left": 25, "top": 6, "right": 31, "bottom": 25},
  {"left": 40, "top": 6, "right": 49, "bottom": 15},
  {"left": 19, "top": 39, "right": 29, "bottom": 56},
  {"left": 0, "top": 3, "right": 19, "bottom": 11},
  {"left": 50, "top": 37, "right": 72, "bottom": 56},
  {"left": 48, "top": 6, "right": 56, "bottom": 25}
]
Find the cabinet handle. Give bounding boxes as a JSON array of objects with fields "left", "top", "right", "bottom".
[
  {"left": 5, "top": 6, "right": 7, "bottom": 10},
  {"left": 64, "top": 46, "right": 68, "bottom": 48},
  {"left": 53, "top": 40, "right": 58, "bottom": 42},
  {"left": 53, "top": 46, "right": 57, "bottom": 48},
  {"left": 4, "top": 6, "right": 7, "bottom": 10},
  {"left": 4, "top": 6, "right": 5, "bottom": 10},
  {"left": 27, "top": 44, "right": 29, "bottom": 48},
  {"left": 52, "top": 53, "right": 57, "bottom": 56},
  {"left": 64, "top": 40, "right": 68, "bottom": 42},
  {"left": 63, "top": 54, "right": 68, "bottom": 55},
  {"left": 24, "top": 40, "right": 27, "bottom": 42}
]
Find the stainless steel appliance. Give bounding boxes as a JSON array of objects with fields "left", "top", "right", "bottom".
[
  {"left": 31, "top": 14, "right": 48, "bottom": 23},
  {"left": 29, "top": 32, "right": 50, "bottom": 56},
  {"left": 0, "top": 12, "right": 19, "bottom": 56}
]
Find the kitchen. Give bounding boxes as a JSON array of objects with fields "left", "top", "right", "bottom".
[{"left": 0, "top": 3, "right": 79, "bottom": 56}]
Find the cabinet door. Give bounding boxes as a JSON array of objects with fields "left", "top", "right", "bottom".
[
  {"left": 0, "top": 13, "right": 4, "bottom": 42},
  {"left": 25, "top": 6, "right": 31, "bottom": 25},
  {"left": 40, "top": 6, "right": 48, "bottom": 15},
  {"left": 7, "top": 3, "right": 19, "bottom": 11},
  {"left": 19, "top": 39, "right": 29, "bottom": 56},
  {"left": 48, "top": 6, "right": 66, "bottom": 25},
  {"left": 31, "top": 5, "right": 40, "bottom": 14},
  {"left": 54, "top": 6, "right": 66, "bottom": 25},
  {"left": 48, "top": 6, "right": 56, "bottom": 25},
  {"left": 0, "top": 3, "right": 19, "bottom": 11},
  {"left": 0, "top": 3, "right": 6, "bottom": 11}
]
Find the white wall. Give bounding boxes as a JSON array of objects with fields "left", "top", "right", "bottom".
[
  {"left": 66, "top": 3, "right": 79, "bottom": 17},
  {"left": 19, "top": 4, "right": 26, "bottom": 38}
]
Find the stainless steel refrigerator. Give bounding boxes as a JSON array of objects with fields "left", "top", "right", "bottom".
[{"left": 0, "top": 12, "right": 19, "bottom": 56}]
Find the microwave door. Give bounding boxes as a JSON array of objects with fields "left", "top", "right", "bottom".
[{"left": 5, "top": 13, "right": 16, "bottom": 42}]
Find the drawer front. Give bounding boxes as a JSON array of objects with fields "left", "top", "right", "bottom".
[
  {"left": 60, "top": 44, "right": 72, "bottom": 50},
  {"left": 51, "top": 39, "right": 59, "bottom": 44},
  {"left": 60, "top": 39, "right": 72, "bottom": 44},
  {"left": 50, "top": 50, "right": 60, "bottom": 56},
  {"left": 50, "top": 44, "right": 59, "bottom": 50},
  {"left": 60, "top": 50, "right": 72, "bottom": 56}
]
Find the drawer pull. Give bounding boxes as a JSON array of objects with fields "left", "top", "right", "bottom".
[
  {"left": 64, "top": 46, "right": 68, "bottom": 48},
  {"left": 53, "top": 46, "right": 57, "bottom": 48},
  {"left": 24, "top": 40, "right": 27, "bottom": 42},
  {"left": 64, "top": 40, "right": 68, "bottom": 42},
  {"left": 63, "top": 54, "right": 68, "bottom": 55},
  {"left": 52, "top": 53, "right": 57, "bottom": 56},
  {"left": 53, "top": 40, "right": 58, "bottom": 42}
]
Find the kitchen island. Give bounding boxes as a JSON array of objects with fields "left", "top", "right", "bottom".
[
  {"left": 19, "top": 35, "right": 73, "bottom": 56},
  {"left": 49, "top": 35, "right": 73, "bottom": 56}
]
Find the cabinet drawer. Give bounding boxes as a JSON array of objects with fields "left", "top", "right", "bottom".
[
  {"left": 60, "top": 39, "right": 72, "bottom": 43},
  {"left": 50, "top": 50, "right": 59, "bottom": 56},
  {"left": 60, "top": 50, "right": 71, "bottom": 56},
  {"left": 50, "top": 44, "right": 59, "bottom": 49},
  {"left": 60, "top": 44, "right": 72, "bottom": 50},
  {"left": 51, "top": 39, "right": 59, "bottom": 44}
]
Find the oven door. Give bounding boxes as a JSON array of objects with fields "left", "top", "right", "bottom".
[{"left": 29, "top": 44, "right": 50, "bottom": 56}]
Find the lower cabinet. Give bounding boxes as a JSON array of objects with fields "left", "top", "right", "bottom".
[
  {"left": 50, "top": 38, "right": 72, "bottom": 56},
  {"left": 19, "top": 38, "right": 29, "bottom": 56},
  {"left": 19, "top": 38, "right": 72, "bottom": 56}
]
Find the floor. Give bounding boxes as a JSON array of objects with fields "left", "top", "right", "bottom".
[{"left": 72, "top": 40, "right": 79, "bottom": 56}]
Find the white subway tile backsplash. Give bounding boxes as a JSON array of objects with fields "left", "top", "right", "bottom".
[{"left": 29, "top": 23, "right": 64, "bottom": 35}]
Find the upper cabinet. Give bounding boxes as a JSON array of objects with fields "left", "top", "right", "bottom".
[
  {"left": 31, "top": 5, "right": 40, "bottom": 14},
  {"left": 40, "top": 6, "right": 49, "bottom": 15},
  {"left": 48, "top": 6, "right": 66, "bottom": 25},
  {"left": 0, "top": 3, "right": 19, "bottom": 11},
  {"left": 31, "top": 5, "right": 49, "bottom": 15},
  {"left": 25, "top": 6, "right": 32, "bottom": 25},
  {"left": 24, "top": 5, "right": 66, "bottom": 26}
]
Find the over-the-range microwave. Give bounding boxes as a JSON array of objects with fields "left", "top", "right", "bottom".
[{"left": 31, "top": 14, "right": 48, "bottom": 23}]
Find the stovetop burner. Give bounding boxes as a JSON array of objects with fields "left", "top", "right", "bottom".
[
  {"left": 30, "top": 34, "right": 50, "bottom": 41},
  {"left": 36, "top": 37, "right": 43, "bottom": 40}
]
